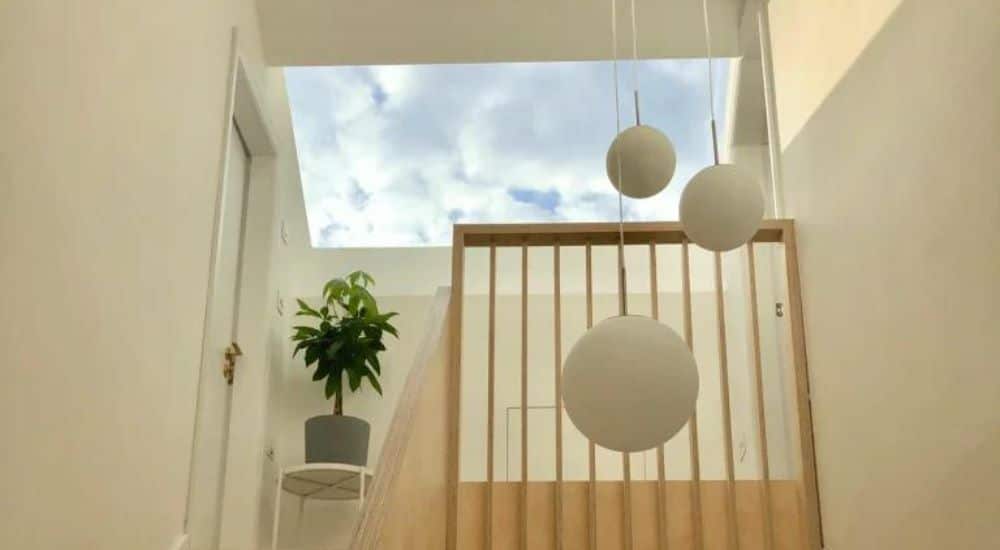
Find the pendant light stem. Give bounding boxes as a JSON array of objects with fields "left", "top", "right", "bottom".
[
  {"left": 702, "top": 0, "right": 720, "bottom": 165},
  {"left": 633, "top": 90, "right": 641, "bottom": 126},
  {"left": 710, "top": 119, "right": 720, "bottom": 165}
]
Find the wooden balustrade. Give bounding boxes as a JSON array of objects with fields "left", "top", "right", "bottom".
[
  {"left": 349, "top": 220, "right": 822, "bottom": 550},
  {"left": 448, "top": 220, "right": 822, "bottom": 550}
]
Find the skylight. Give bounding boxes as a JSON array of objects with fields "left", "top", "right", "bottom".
[{"left": 286, "top": 59, "right": 729, "bottom": 248}]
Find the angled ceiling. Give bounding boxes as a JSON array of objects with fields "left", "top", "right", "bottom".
[{"left": 258, "top": 0, "right": 748, "bottom": 66}]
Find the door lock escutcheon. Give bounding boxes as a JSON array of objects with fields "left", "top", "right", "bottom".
[{"left": 223, "top": 342, "right": 243, "bottom": 385}]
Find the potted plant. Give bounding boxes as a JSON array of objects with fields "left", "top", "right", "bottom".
[{"left": 291, "top": 271, "right": 398, "bottom": 466}]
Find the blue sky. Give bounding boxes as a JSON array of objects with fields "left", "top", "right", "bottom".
[{"left": 286, "top": 59, "right": 729, "bottom": 247}]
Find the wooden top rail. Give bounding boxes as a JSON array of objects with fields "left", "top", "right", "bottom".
[{"left": 456, "top": 219, "right": 792, "bottom": 247}]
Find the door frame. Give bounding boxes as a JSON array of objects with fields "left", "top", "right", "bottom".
[{"left": 185, "top": 27, "right": 277, "bottom": 550}]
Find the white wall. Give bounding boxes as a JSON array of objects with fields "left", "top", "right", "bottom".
[
  {"left": 767, "top": 0, "right": 1000, "bottom": 547},
  {"left": 270, "top": 294, "right": 435, "bottom": 549},
  {"left": 262, "top": 239, "right": 448, "bottom": 548},
  {"left": 0, "top": 2, "right": 302, "bottom": 549}
]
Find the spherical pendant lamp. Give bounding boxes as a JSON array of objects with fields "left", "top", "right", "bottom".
[
  {"left": 562, "top": 315, "right": 699, "bottom": 452},
  {"left": 606, "top": 125, "right": 677, "bottom": 199},
  {"left": 680, "top": 163, "right": 764, "bottom": 251},
  {"left": 679, "top": 0, "right": 766, "bottom": 252}
]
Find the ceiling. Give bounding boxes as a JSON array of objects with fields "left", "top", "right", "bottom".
[{"left": 257, "top": 0, "right": 750, "bottom": 66}]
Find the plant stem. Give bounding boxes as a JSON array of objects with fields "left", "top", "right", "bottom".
[{"left": 334, "top": 389, "right": 343, "bottom": 416}]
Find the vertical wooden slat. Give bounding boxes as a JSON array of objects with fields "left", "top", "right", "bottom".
[
  {"left": 447, "top": 229, "right": 465, "bottom": 550},
  {"left": 681, "top": 239, "right": 704, "bottom": 550},
  {"left": 746, "top": 241, "right": 775, "bottom": 550},
  {"left": 779, "top": 227, "right": 824, "bottom": 549},
  {"left": 520, "top": 243, "right": 529, "bottom": 550},
  {"left": 486, "top": 243, "right": 497, "bottom": 550},
  {"left": 585, "top": 242, "right": 597, "bottom": 550},
  {"left": 649, "top": 241, "right": 668, "bottom": 550},
  {"left": 713, "top": 252, "right": 741, "bottom": 549},
  {"left": 553, "top": 242, "right": 564, "bottom": 550},
  {"left": 617, "top": 242, "right": 634, "bottom": 550}
]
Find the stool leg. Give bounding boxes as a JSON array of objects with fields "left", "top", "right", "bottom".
[
  {"left": 359, "top": 471, "right": 366, "bottom": 512},
  {"left": 296, "top": 496, "right": 305, "bottom": 547},
  {"left": 271, "top": 469, "right": 283, "bottom": 550}
]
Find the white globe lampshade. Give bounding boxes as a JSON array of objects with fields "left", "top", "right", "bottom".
[
  {"left": 606, "top": 125, "right": 677, "bottom": 199},
  {"left": 562, "top": 315, "right": 699, "bottom": 452},
  {"left": 680, "top": 164, "right": 765, "bottom": 252}
]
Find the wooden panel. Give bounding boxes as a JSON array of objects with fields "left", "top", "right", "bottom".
[
  {"left": 618, "top": 240, "right": 634, "bottom": 550},
  {"left": 520, "top": 244, "right": 529, "bottom": 550},
  {"left": 562, "top": 480, "right": 591, "bottom": 550},
  {"left": 553, "top": 243, "right": 564, "bottom": 550},
  {"left": 459, "top": 221, "right": 788, "bottom": 247},
  {"left": 458, "top": 481, "right": 806, "bottom": 550},
  {"left": 585, "top": 242, "right": 597, "bottom": 550},
  {"left": 746, "top": 242, "right": 775, "bottom": 550},
  {"left": 351, "top": 288, "right": 452, "bottom": 550},
  {"left": 681, "top": 240, "right": 704, "bottom": 550},
  {"left": 713, "top": 252, "right": 741, "bottom": 549},
  {"left": 779, "top": 228, "right": 825, "bottom": 549},
  {"left": 486, "top": 244, "right": 497, "bottom": 549},
  {"left": 650, "top": 241, "right": 668, "bottom": 550},
  {"left": 446, "top": 230, "right": 465, "bottom": 550}
]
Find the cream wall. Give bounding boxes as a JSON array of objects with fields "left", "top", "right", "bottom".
[
  {"left": 0, "top": 1, "right": 302, "bottom": 549},
  {"left": 767, "top": 0, "right": 1000, "bottom": 547},
  {"left": 767, "top": 0, "right": 906, "bottom": 148}
]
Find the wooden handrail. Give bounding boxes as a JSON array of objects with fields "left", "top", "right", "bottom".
[
  {"left": 456, "top": 220, "right": 789, "bottom": 247},
  {"left": 349, "top": 286, "right": 452, "bottom": 550}
]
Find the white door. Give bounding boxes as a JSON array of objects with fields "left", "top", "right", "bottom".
[{"left": 187, "top": 122, "right": 251, "bottom": 550}]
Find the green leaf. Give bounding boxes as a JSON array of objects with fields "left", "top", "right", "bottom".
[
  {"left": 312, "top": 360, "right": 330, "bottom": 381},
  {"left": 325, "top": 340, "right": 344, "bottom": 359},
  {"left": 295, "top": 299, "right": 322, "bottom": 318},
  {"left": 324, "top": 279, "right": 349, "bottom": 302},
  {"left": 304, "top": 345, "right": 322, "bottom": 367},
  {"left": 293, "top": 325, "right": 321, "bottom": 337},
  {"left": 367, "top": 352, "right": 381, "bottom": 375},
  {"left": 364, "top": 369, "right": 382, "bottom": 395},
  {"left": 347, "top": 369, "right": 362, "bottom": 392}
]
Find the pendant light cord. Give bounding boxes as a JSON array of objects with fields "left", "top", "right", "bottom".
[
  {"left": 702, "top": 0, "right": 720, "bottom": 165},
  {"left": 611, "top": 0, "right": 641, "bottom": 315},
  {"left": 611, "top": 0, "right": 628, "bottom": 315},
  {"left": 629, "top": 0, "right": 641, "bottom": 126}
]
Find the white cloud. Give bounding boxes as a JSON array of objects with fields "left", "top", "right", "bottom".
[{"left": 285, "top": 59, "right": 729, "bottom": 247}]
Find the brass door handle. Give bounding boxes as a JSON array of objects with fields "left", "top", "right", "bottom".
[{"left": 223, "top": 342, "right": 243, "bottom": 385}]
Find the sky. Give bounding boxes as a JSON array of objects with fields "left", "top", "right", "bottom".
[{"left": 286, "top": 59, "right": 729, "bottom": 247}]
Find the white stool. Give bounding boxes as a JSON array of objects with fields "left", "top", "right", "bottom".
[{"left": 270, "top": 463, "right": 373, "bottom": 550}]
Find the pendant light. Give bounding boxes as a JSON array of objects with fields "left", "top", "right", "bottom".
[
  {"left": 605, "top": 0, "right": 676, "bottom": 199},
  {"left": 679, "top": 0, "right": 765, "bottom": 251},
  {"left": 563, "top": 0, "right": 699, "bottom": 454}
]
